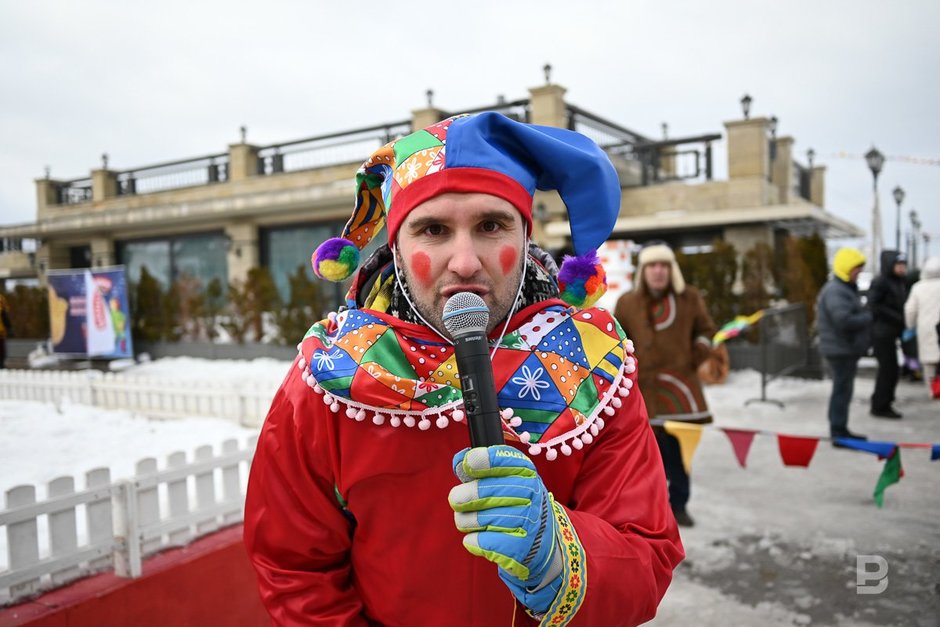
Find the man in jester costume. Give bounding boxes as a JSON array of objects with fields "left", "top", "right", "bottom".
[{"left": 244, "top": 112, "right": 683, "bottom": 626}]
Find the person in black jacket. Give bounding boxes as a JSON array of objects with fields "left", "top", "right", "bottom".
[
  {"left": 816, "top": 247, "right": 872, "bottom": 441},
  {"left": 868, "top": 250, "right": 908, "bottom": 418}
]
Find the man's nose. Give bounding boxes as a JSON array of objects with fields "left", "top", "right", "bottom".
[{"left": 447, "top": 233, "right": 484, "bottom": 278}]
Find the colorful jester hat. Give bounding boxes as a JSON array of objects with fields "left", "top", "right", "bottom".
[{"left": 311, "top": 111, "right": 621, "bottom": 308}]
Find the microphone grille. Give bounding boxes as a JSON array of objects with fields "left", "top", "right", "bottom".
[{"left": 442, "top": 292, "right": 490, "bottom": 336}]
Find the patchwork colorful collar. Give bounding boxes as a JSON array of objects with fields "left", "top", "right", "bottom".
[{"left": 297, "top": 301, "right": 636, "bottom": 460}]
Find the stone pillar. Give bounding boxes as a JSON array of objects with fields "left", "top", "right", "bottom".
[
  {"left": 724, "top": 117, "right": 772, "bottom": 180},
  {"left": 91, "top": 169, "right": 118, "bottom": 202},
  {"left": 228, "top": 144, "right": 260, "bottom": 181},
  {"left": 411, "top": 107, "right": 446, "bottom": 131},
  {"left": 770, "top": 136, "right": 794, "bottom": 204},
  {"left": 35, "top": 178, "right": 63, "bottom": 215},
  {"left": 89, "top": 237, "right": 115, "bottom": 267},
  {"left": 36, "top": 242, "right": 71, "bottom": 283},
  {"left": 528, "top": 84, "right": 568, "bottom": 128},
  {"left": 224, "top": 222, "right": 259, "bottom": 284},
  {"left": 659, "top": 146, "right": 677, "bottom": 179},
  {"left": 531, "top": 191, "right": 567, "bottom": 251},
  {"left": 810, "top": 165, "right": 826, "bottom": 207}
]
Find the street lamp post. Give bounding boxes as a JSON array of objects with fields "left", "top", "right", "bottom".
[
  {"left": 909, "top": 209, "right": 920, "bottom": 268},
  {"left": 740, "top": 94, "right": 752, "bottom": 120},
  {"left": 865, "top": 146, "right": 886, "bottom": 270},
  {"left": 892, "top": 185, "right": 905, "bottom": 252},
  {"left": 769, "top": 115, "right": 778, "bottom": 162}
]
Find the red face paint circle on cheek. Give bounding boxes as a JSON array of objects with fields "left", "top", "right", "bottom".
[
  {"left": 410, "top": 251, "right": 432, "bottom": 287},
  {"left": 499, "top": 246, "right": 518, "bottom": 274}
]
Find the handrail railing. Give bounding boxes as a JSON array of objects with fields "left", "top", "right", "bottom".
[
  {"left": 743, "top": 303, "right": 810, "bottom": 407},
  {"left": 566, "top": 104, "right": 651, "bottom": 147},
  {"left": 631, "top": 133, "right": 724, "bottom": 186},
  {"left": 116, "top": 152, "right": 229, "bottom": 196},
  {"left": 57, "top": 178, "right": 92, "bottom": 205},
  {"left": 256, "top": 119, "right": 411, "bottom": 176}
]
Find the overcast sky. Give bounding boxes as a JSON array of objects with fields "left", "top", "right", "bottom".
[{"left": 1, "top": 0, "right": 938, "bottom": 264}]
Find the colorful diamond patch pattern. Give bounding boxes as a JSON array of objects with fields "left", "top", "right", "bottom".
[{"left": 299, "top": 305, "right": 633, "bottom": 457}]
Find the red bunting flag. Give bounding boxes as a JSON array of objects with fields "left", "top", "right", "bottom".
[
  {"left": 722, "top": 428, "right": 757, "bottom": 468},
  {"left": 777, "top": 434, "right": 819, "bottom": 467}
]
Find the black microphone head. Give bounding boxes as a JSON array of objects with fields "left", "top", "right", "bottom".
[{"left": 442, "top": 292, "right": 490, "bottom": 337}]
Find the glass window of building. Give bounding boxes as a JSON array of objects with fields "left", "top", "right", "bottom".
[
  {"left": 262, "top": 222, "right": 383, "bottom": 313},
  {"left": 118, "top": 232, "right": 227, "bottom": 291},
  {"left": 119, "top": 239, "right": 172, "bottom": 286},
  {"left": 172, "top": 233, "right": 228, "bottom": 288}
]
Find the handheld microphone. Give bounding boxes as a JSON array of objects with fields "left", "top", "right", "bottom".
[{"left": 442, "top": 292, "right": 504, "bottom": 447}]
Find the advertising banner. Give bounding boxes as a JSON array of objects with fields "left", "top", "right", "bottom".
[{"left": 46, "top": 266, "right": 133, "bottom": 358}]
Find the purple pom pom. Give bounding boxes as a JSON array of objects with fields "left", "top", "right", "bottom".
[
  {"left": 557, "top": 250, "right": 601, "bottom": 284},
  {"left": 312, "top": 237, "right": 360, "bottom": 281},
  {"left": 557, "top": 250, "right": 606, "bottom": 308}
]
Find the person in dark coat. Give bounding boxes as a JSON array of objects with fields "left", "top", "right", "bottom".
[
  {"left": 868, "top": 250, "right": 908, "bottom": 418},
  {"left": 816, "top": 247, "right": 872, "bottom": 441}
]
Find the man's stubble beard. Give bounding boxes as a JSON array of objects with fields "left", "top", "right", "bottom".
[{"left": 395, "top": 246, "right": 524, "bottom": 335}]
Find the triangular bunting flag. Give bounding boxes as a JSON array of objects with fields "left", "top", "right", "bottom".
[
  {"left": 777, "top": 434, "right": 819, "bottom": 467},
  {"left": 873, "top": 447, "right": 904, "bottom": 508},
  {"left": 712, "top": 310, "right": 764, "bottom": 345},
  {"left": 722, "top": 428, "right": 757, "bottom": 468},
  {"left": 663, "top": 420, "right": 703, "bottom": 474},
  {"left": 931, "top": 445, "right": 940, "bottom": 461},
  {"left": 832, "top": 439, "right": 896, "bottom": 458}
]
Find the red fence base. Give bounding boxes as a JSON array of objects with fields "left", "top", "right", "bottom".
[{"left": 0, "top": 525, "right": 268, "bottom": 627}]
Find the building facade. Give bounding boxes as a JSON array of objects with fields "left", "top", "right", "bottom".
[{"left": 0, "top": 80, "right": 862, "bottom": 311}]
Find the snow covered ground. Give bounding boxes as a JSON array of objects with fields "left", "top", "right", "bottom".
[{"left": 1, "top": 357, "right": 937, "bottom": 625}]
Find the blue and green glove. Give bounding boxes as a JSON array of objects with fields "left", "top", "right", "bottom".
[{"left": 448, "top": 445, "right": 564, "bottom": 614}]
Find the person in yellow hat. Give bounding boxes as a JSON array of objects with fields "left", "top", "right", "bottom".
[{"left": 815, "top": 247, "right": 872, "bottom": 443}]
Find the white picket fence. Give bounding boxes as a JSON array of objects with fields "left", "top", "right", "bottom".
[
  {"left": 0, "top": 436, "right": 258, "bottom": 606},
  {"left": 0, "top": 369, "right": 278, "bottom": 427}
]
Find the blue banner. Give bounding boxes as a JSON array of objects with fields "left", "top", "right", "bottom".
[{"left": 46, "top": 266, "right": 133, "bottom": 358}]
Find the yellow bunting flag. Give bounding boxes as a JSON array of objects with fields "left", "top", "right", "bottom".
[{"left": 663, "top": 420, "right": 704, "bottom": 474}]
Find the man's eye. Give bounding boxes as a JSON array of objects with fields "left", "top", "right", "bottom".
[
  {"left": 423, "top": 225, "right": 445, "bottom": 236},
  {"left": 480, "top": 221, "right": 501, "bottom": 233}
]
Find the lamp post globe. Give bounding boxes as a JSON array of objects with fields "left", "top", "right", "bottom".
[
  {"left": 865, "top": 147, "right": 885, "bottom": 180},
  {"left": 740, "top": 94, "right": 752, "bottom": 120}
]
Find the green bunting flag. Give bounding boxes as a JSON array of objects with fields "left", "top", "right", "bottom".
[{"left": 873, "top": 447, "right": 904, "bottom": 508}]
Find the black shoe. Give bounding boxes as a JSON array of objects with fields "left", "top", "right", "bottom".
[
  {"left": 673, "top": 509, "right": 695, "bottom": 528},
  {"left": 871, "top": 407, "right": 902, "bottom": 419},
  {"left": 831, "top": 429, "right": 867, "bottom": 446}
]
